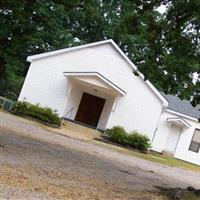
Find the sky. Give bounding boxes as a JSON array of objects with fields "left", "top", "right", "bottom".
[{"left": 156, "top": 4, "right": 167, "bottom": 14}]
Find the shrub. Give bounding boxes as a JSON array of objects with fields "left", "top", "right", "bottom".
[
  {"left": 105, "top": 126, "right": 128, "bottom": 145},
  {"left": 128, "top": 131, "right": 151, "bottom": 151},
  {"left": 13, "top": 101, "right": 61, "bottom": 126},
  {"left": 105, "top": 126, "right": 151, "bottom": 152}
]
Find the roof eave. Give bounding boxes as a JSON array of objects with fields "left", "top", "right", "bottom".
[
  {"left": 167, "top": 117, "right": 191, "bottom": 128},
  {"left": 27, "top": 39, "right": 114, "bottom": 63},
  {"left": 166, "top": 109, "right": 199, "bottom": 122},
  {"left": 63, "top": 71, "right": 126, "bottom": 96}
]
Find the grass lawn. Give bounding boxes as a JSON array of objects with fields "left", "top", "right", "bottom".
[{"left": 94, "top": 139, "right": 200, "bottom": 173}]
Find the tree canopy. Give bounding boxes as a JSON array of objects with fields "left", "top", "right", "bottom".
[{"left": 0, "top": 0, "right": 199, "bottom": 105}]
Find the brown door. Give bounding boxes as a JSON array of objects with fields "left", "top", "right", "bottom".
[{"left": 75, "top": 93, "right": 106, "bottom": 127}]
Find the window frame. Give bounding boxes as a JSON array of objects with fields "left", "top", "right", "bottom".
[{"left": 189, "top": 129, "right": 200, "bottom": 153}]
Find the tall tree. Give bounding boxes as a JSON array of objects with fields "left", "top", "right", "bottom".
[
  {"left": 66, "top": 0, "right": 200, "bottom": 105},
  {"left": 0, "top": 0, "right": 199, "bottom": 105},
  {"left": 0, "top": 0, "right": 77, "bottom": 99},
  {"left": 156, "top": 0, "right": 200, "bottom": 105}
]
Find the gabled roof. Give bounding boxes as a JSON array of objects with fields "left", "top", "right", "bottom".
[
  {"left": 167, "top": 117, "right": 191, "bottom": 128},
  {"left": 63, "top": 71, "right": 126, "bottom": 96},
  {"left": 27, "top": 40, "right": 113, "bottom": 62},
  {"left": 163, "top": 94, "right": 200, "bottom": 120},
  {"left": 27, "top": 39, "right": 168, "bottom": 107}
]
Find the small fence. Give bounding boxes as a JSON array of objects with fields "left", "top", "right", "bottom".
[{"left": 0, "top": 96, "right": 14, "bottom": 112}]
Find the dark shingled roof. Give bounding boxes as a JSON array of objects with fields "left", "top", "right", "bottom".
[{"left": 162, "top": 94, "right": 200, "bottom": 120}]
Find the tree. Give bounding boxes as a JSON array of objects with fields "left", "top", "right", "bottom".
[
  {"left": 0, "top": 0, "right": 199, "bottom": 105},
  {"left": 0, "top": 0, "right": 77, "bottom": 99},
  {"left": 67, "top": 0, "right": 200, "bottom": 105},
  {"left": 157, "top": 0, "right": 200, "bottom": 105}
]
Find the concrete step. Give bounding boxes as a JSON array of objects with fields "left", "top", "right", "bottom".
[{"left": 62, "top": 120, "right": 102, "bottom": 136}]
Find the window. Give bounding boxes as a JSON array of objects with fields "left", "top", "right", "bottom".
[{"left": 189, "top": 129, "right": 200, "bottom": 153}]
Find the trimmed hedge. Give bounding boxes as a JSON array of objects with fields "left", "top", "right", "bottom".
[
  {"left": 13, "top": 101, "right": 61, "bottom": 126},
  {"left": 128, "top": 131, "right": 151, "bottom": 151},
  {"left": 105, "top": 126, "right": 128, "bottom": 145},
  {"left": 105, "top": 126, "right": 151, "bottom": 151}
]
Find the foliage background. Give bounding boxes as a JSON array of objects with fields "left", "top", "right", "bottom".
[{"left": 0, "top": 0, "right": 199, "bottom": 105}]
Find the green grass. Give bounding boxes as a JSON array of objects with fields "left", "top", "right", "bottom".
[
  {"left": 130, "top": 150, "right": 200, "bottom": 172},
  {"left": 94, "top": 139, "right": 200, "bottom": 173},
  {"left": 183, "top": 193, "right": 200, "bottom": 200}
]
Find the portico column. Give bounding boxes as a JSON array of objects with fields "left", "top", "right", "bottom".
[{"left": 62, "top": 77, "right": 73, "bottom": 118}]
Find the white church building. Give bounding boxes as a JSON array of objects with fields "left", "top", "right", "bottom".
[{"left": 19, "top": 39, "right": 200, "bottom": 166}]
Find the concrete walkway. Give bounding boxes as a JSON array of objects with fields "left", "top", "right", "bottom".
[{"left": 47, "top": 120, "right": 103, "bottom": 141}]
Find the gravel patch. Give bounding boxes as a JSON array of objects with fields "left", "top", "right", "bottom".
[{"left": 0, "top": 112, "right": 200, "bottom": 199}]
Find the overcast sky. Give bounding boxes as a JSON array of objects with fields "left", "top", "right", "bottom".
[{"left": 156, "top": 4, "right": 167, "bottom": 14}]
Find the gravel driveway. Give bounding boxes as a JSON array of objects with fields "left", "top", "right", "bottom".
[{"left": 0, "top": 112, "right": 200, "bottom": 200}]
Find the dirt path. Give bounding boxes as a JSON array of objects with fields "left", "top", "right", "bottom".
[{"left": 0, "top": 112, "right": 200, "bottom": 199}]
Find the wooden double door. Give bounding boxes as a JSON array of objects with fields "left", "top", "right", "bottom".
[{"left": 75, "top": 93, "right": 106, "bottom": 127}]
